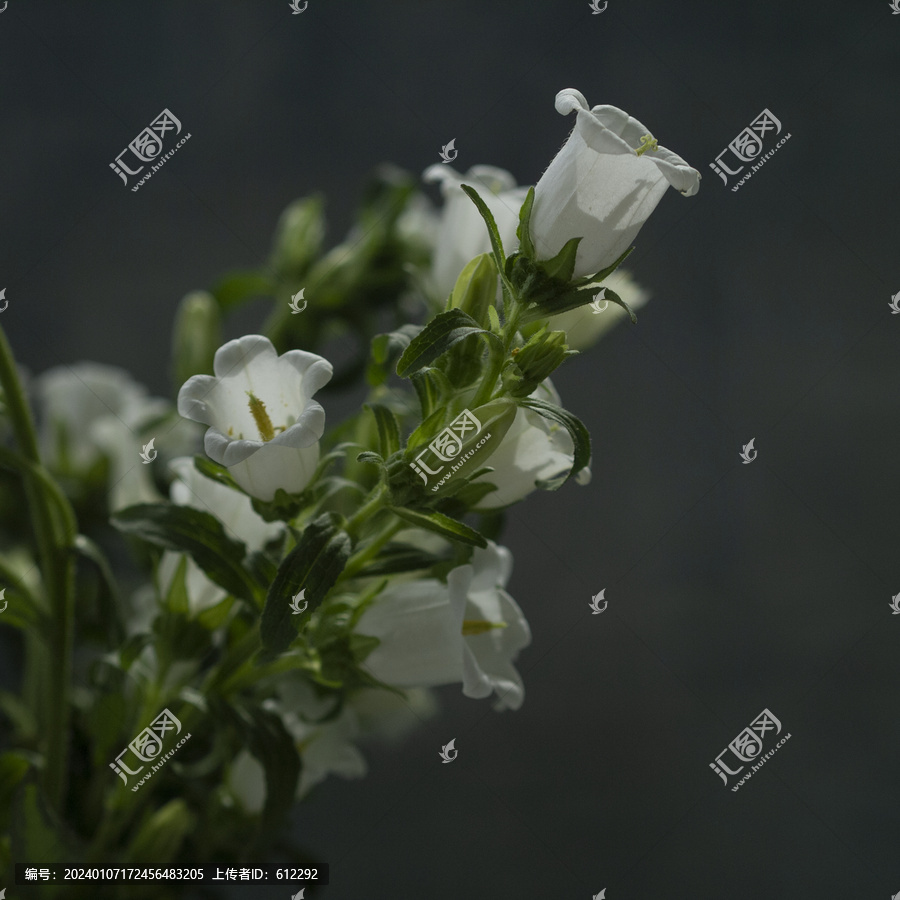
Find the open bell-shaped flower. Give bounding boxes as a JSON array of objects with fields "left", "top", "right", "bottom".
[{"left": 176, "top": 334, "right": 332, "bottom": 501}]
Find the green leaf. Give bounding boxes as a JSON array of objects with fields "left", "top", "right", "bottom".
[
  {"left": 112, "top": 503, "right": 261, "bottom": 604},
  {"left": 460, "top": 184, "right": 507, "bottom": 269},
  {"left": 192, "top": 455, "right": 245, "bottom": 494},
  {"left": 0, "top": 751, "right": 31, "bottom": 831},
  {"left": 85, "top": 692, "right": 128, "bottom": 768},
  {"left": 354, "top": 545, "right": 450, "bottom": 577},
  {"left": 73, "top": 534, "right": 124, "bottom": 646},
  {"left": 212, "top": 270, "right": 276, "bottom": 311},
  {"left": 487, "top": 304, "right": 502, "bottom": 334},
  {"left": 162, "top": 554, "right": 190, "bottom": 615},
  {"left": 409, "top": 369, "right": 451, "bottom": 420},
  {"left": 518, "top": 398, "right": 592, "bottom": 486},
  {"left": 540, "top": 235, "right": 582, "bottom": 283},
  {"left": 388, "top": 507, "right": 488, "bottom": 548},
  {"left": 515, "top": 186, "right": 536, "bottom": 259},
  {"left": 365, "top": 404, "right": 401, "bottom": 457},
  {"left": 367, "top": 325, "right": 422, "bottom": 386},
  {"left": 396, "top": 308, "right": 496, "bottom": 378},
  {"left": 11, "top": 780, "right": 81, "bottom": 863},
  {"left": 260, "top": 514, "right": 352, "bottom": 654},
  {"left": 239, "top": 704, "right": 302, "bottom": 838},
  {"left": 127, "top": 798, "right": 196, "bottom": 865},
  {"left": 596, "top": 287, "right": 638, "bottom": 324},
  {"left": 448, "top": 253, "right": 499, "bottom": 327}
]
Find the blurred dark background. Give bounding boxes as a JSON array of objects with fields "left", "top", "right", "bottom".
[{"left": 1, "top": 1, "right": 899, "bottom": 897}]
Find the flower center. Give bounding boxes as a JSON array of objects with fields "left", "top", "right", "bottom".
[
  {"left": 246, "top": 391, "right": 277, "bottom": 442},
  {"left": 462, "top": 619, "right": 508, "bottom": 636},
  {"left": 634, "top": 134, "right": 659, "bottom": 156}
]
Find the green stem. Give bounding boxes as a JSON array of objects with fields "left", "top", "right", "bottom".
[
  {"left": 340, "top": 519, "right": 404, "bottom": 582},
  {"left": 344, "top": 483, "right": 388, "bottom": 540},
  {"left": 0, "top": 324, "right": 77, "bottom": 809}
]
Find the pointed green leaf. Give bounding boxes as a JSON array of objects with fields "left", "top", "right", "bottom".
[
  {"left": 582, "top": 245, "right": 635, "bottom": 286},
  {"left": 388, "top": 507, "right": 487, "bottom": 548},
  {"left": 396, "top": 308, "right": 496, "bottom": 378},
  {"left": 365, "top": 404, "right": 401, "bottom": 457},
  {"left": 260, "top": 514, "right": 351, "bottom": 654},
  {"left": 460, "top": 184, "right": 507, "bottom": 269},
  {"left": 112, "top": 503, "right": 261, "bottom": 604},
  {"left": 515, "top": 186, "right": 536, "bottom": 259},
  {"left": 540, "top": 235, "right": 582, "bottom": 283}
]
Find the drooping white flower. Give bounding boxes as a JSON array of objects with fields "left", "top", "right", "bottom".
[
  {"left": 356, "top": 542, "right": 531, "bottom": 711},
  {"left": 423, "top": 164, "right": 529, "bottom": 299},
  {"left": 544, "top": 268, "right": 651, "bottom": 351},
  {"left": 530, "top": 89, "right": 700, "bottom": 278},
  {"left": 156, "top": 456, "right": 284, "bottom": 615},
  {"left": 176, "top": 335, "right": 333, "bottom": 501},
  {"left": 473, "top": 379, "right": 590, "bottom": 510}
]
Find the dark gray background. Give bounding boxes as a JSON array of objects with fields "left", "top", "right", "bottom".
[{"left": 1, "top": 1, "right": 898, "bottom": 898}]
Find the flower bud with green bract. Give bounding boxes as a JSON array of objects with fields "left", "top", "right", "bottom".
[
  {"left": 268, "top": 195, "right": 325, "bottom": 283},
  {"left": 501, "top": 329, "right": 573, "bottom": 398},
  {"left": 172, "top": 291, "right": 222, "bottom": 389},
  {"left": 448, "top": 253, "right": 498, "bottom": 327}
]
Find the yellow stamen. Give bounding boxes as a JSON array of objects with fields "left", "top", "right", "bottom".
[
  {"left": 246, "top": 391, "right": 276, "bottom": 442},
  {"left": 635, "top": 134, "right": 659, "bottom": 156},
  {"left": 462, "top": 619, "right": 508, "bottom": 636}
]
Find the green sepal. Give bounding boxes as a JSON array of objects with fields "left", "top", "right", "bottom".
[
  {"left": 460, "top": 184, "right": 507, "bottom": 270},
  {"left": 540, "top": 235, "right": 583, "bottom": 283},
  {"left": 515, "top": 186, "right": 536, "bottom": 259},
  {"left": 517, "top": 397, "right": 591, "bottom": 487}
]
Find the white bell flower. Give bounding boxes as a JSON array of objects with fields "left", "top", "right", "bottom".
[
  {"left": 176, "top": 334, "right": 333, "bottom": 501},
  {"left": 356, "top": 542, "right": 531, "bottom": 711},
  {"left": 530, "top": 88, "right": 700, "bottom": 278}
]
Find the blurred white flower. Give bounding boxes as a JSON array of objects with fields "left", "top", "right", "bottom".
[
  {"left": 37, "top": 362, "right": 170, "bottom": 511},
  {"left": 177, "top": 335, "right": 333, "bottom": 502},
  {"left": 544, "top": 268, "right": 651, "bottom": 351},
  {"left": 530, "top": 88, "right": 700, "bottom": 278},
  {"left": 156, "top": 456, "right": 284, "bottom": 616},
  {"left": 356, "top": 542, "right": 531, "bottom": 711},
  {"left": 473, "top": 379, "right": 590, "bottom": 510},
  {"left": 424, "top": 164, "right": 529, "bottom": 299}
]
